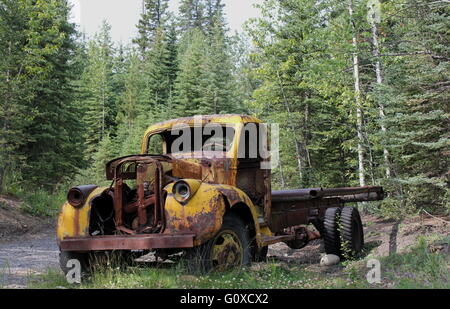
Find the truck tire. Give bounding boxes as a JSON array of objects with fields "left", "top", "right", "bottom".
[
  {"left": 253, "top": 246, "right": 268, "bottom": 262},
  {"left": 323, "top": 207, "right": 341, "bottom": 256},
  {"left": 186, "top": 212, "right": 251, "bottom": 273},
  {"left": 340, "top": 207, "right": 364, "bottom": 259}
]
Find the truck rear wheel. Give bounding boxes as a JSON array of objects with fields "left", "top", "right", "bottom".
[
  {"left": 340, "top": 207, "right": 364, "bottom": 258},
  {"left": 323, "top": 207, "right": 342, "bottom": 256},
  {"left": 186, "top": 212, "right": 251, "bottom": 273}
]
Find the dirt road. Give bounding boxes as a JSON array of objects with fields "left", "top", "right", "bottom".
[{"left": 0, "top": 229, "right": 59, "bottom": 288}]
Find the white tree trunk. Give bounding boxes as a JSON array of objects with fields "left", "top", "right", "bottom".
[
  {"left": 349, "top": 0, "right": 366, "bottom": 187},
  {"left": 369, "top": 4, "right": 392, "bottom": 178}
]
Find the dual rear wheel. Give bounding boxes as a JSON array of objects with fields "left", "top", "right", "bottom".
[{"left": 323, "top": 206, "right": 364, "bottom": 259}]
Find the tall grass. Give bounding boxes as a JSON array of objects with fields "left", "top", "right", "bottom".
[
  {"left": 381, "top": 236, "right": 449, "bottom": 289},
  {"left": 1, "top": 170, "right": 66, "bottom": 217}
]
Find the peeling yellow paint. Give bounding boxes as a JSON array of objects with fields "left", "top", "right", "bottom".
[
  {"left": 164, "top": 182, "right": 263, "bottom": 247},
  {"left": 56, "top": 187, "right": 108, "bottom": 241}
]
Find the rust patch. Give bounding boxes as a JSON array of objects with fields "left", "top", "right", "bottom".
[{"left": 164, "top": 193, "right": 225, "bottom": 244}]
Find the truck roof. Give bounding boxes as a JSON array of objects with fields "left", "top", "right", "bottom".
[{"left": 143, "top": 114, "right": 262, "bottom": 137}]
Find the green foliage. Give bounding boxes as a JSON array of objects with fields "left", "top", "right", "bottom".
[
  {"left": 377, "top": 0, "right": 450, "bottom": 215},
  {"left": 0, "top": 0, "right": 447, "bottom": 219},
  {"left": 134, "top": 0, "right": 170, "bottom": 55},
  {"left": 81, "top": 21, "right": 117, "bottom": 160},
  {"left": 0, "top": 0, "right": 85, "bottom": 192},
  {"left": 179, "top": 0, "right": 206, "bottom": 31},
  {"left": 0, "top": 0, "right": 31, "bottom": 192},
  {"left": 21, "top": 188, "right": 67, "bottom": 218},
  {"left": 381, "top": 236, "right": 449, "bottom": 289},
  {"left": 245, "top": 0, "right": 449, "bottom": 215}
]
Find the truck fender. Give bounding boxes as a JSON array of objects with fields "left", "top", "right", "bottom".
[
  {"left": 164, "top": 183, "right": 261, "bottom": 247},
  {"left": 56, "top": 187, "right": 109, "bottom": 242},
  {"left": 215, "top": 186, "right": 262, "bottom": 246}
]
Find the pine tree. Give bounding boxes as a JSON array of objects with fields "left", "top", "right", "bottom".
[
  {"left": 81, "top": 21, "right": 117, "bottom": 161},
  {"left": 174, "top": 29, "right": 208, "bottom": 116},
  {"left": 17, "top": 0, "right": 85, "bottom": 189},
  {"left": 0, "top": 0, "right": 30, "bottom": 192},
  {"left": 134, "top": 0, "right": 170, "bottom": 56},
  {"left": 179, "top": 0, "right": 205, "bottom": 31},
  {"left": 204, "top": 0, "right": 226, "bottom": 35},
  {"left": 143, "top": 27, "right": 173, "bottom": 108},
  {"left": 202, "top": 22, "right": 238, "bottom": 114},
  {"left": 117, "top": 48, "right": 146, "bottom": 130},
  {"left": 379, "top": 0, "right": 450, "bottom": 215},
  {"left": 165, "top": 20, "right": 179, "bottom": 97}
]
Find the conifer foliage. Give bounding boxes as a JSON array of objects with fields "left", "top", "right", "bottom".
[{"left": 0, "top": 0, "right": 447, "bottom": 217}]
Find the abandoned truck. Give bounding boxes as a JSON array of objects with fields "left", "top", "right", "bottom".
[{"left": 57, "top": 114, "right": 384, "bottom": 275}]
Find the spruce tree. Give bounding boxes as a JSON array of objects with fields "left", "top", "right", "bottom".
[
  {"left": 179, "top": 0, "right": 205, "bottom": 31},
  {"left": 18, "top": 0, "right": 85, "bottom": 189},
  {"left": 0, "top": 0, "right": 30, "bottom": 192},
  {"left": 81, "top": 21, "right": 117, "bottom": 161},
  {"left": 380, "top": 0, "right": 449, "bottom": 215},
  {"left": 174, "top": 29, "right": 208, "bottom": 116},
  {"left": 204, "top": 0, "right": 226, "bottom": 35},
  {"left": 134, "top": 0, "right": 170, "bottom": 56}
]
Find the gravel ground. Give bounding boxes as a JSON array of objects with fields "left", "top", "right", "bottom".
[{"left": 0, "top": 229, "right": 59, "bottom": 288}]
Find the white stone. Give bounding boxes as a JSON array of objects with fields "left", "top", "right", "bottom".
[{"left": 320, "top": 254, "right": 340, "bottom": 266}]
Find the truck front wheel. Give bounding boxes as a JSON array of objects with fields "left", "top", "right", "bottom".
[{"left": 186, "top": 212, "right": 251, "bottom": 273}]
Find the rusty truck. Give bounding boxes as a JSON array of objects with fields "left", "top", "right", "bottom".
[{"left": 57, "top": 114, "right": 384, "bottom": 275}]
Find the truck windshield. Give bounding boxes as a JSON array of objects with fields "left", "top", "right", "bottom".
[{"left": 147, "top": 125, "right": 236, "bottom": 154}]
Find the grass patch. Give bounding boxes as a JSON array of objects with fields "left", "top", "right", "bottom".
[
  {"left": 28, "top": 235, "right": 449, "bottom": 289},
  {"left": 3, "top": 184, "right": 65, "bottom": 218},
  {"left": 379, "top": 236, "right": 449, "bottom": 289},
  {"left": 28, "top": 262, "right": 362, "bottom": 289},
  {"left": 19, "top": 189, "right": 66, "bottom": 218},
  {"left": 2, "top": 170, "right": 67, "bottom": 217}
]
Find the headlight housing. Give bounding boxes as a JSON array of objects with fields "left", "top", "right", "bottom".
[
  {"left": 67, "top": 185, "right": 98, "bottom": 208},
  {"left": 172, "top": 179, "right": 201, "bottom": 204}
]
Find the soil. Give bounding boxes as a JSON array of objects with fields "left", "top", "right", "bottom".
[
  {"left": 0, "top": 195, "right": 448, "bottom": 288},
  {"left": 0, "top": 196, "right": 54, "bottom": 240},
  {"left": 267, "top": 214, "right": 449, "bottom": 274},
  {"left": 0, "top": 196, "right": 58, "bottom": 288}
]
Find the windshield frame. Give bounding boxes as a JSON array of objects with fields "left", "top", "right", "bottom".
[{"left": 145, "top": 124, "right": 237, "bottom": 157}]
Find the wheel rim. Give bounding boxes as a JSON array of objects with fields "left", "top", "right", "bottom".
[{"left": 210, "top": 230, "right": 243, "bottom": 270}]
